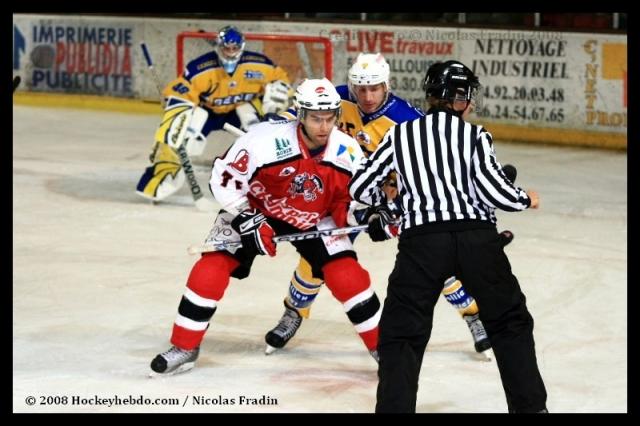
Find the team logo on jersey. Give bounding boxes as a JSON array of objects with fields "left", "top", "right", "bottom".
[
  {"left": 228, "top": 149, "right": 249, "bottom": 174},
  {"left": 228, "top": 80, "right": 237, "bottom": 88},
  {"left": 275, "top": 138, "right": 293, "bottom": 159},
  {"left": 244, "top": 70, "right": 264, "bottom": 80},
  {"left": 337, "top": 144, "right": 357, "bottom": 161},
  {"left": 279, "top": 166, "right": 296, "bottom": 176},
  {"left": 288, "top": 172, "right": 324, "bottom": 202},
  {"left": 355, "top": 130, "right": 372, "bottom": 146}
]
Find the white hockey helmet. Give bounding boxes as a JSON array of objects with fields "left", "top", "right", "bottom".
[
  {"left": 293, "top": 78, "right": 342, "bottom": 119},
  {"left": 348, "top": 53, "right": 390, "bottom": 87}
]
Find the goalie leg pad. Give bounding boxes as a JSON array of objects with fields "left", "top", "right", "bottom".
[
  {"left": 156, "top": 96, "right": 208, "bottom": 156},
  {"left": 171, "top": 252, "right": 241, "bottom": 350},
  {"left": 442, "top": 276, "right": 479, "bottom": 316},
  {"left": 184, "top": 106, "right": 209, "bottom": 157},
  {"left": 284, "top": 257, "right": 324, "bottom": 319},
  {"left": 135, "top": 142, "right": 185, "bottom": 201}
]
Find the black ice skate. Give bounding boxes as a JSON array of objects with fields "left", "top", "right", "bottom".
[
  {"left": 264, "top": 303, "right": 303, "bottom": 355},
  {"left": 464, "top": 313, "right": 493, "bottom": 360},
  {"left": 150, "top": 346, "right": 199, "bottom": 376}
]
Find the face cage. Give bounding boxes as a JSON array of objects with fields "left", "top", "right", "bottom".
[
  {"left": 218, "top": 39, "right": 244, "bottom": 61},
  {"left": 436, "top": 84, "right": 483, "bottom": 111},
  {"left": 469, "top": 85, "right": 483, "bottom": 110}
]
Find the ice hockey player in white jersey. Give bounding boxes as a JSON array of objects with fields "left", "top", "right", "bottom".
[{"left": 150, "top": 78, "right": 382, "bottom": 376}]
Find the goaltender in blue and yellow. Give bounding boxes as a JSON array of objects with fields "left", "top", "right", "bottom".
[
  {"left": 136, "top": 26, "right": 292, "bottom": 209},
  {"left": 266, "top": 53, "right": 517, "bottom": 360}
]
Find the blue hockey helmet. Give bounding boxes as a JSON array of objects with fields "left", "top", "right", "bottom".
[{"left": 217, "top": 26, "right": 245, "bottom": 74}]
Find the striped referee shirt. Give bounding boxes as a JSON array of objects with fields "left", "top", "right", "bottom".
[{"left": 348, "top": 108, "right": 531, "bottom": 232}]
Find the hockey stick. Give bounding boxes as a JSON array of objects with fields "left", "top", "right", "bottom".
[
  {"left": 140, "top": 42, "right": 163, "bottom": 95},
  {"left": 140, "top": 42, "right": 214, "bottom": 212},
  {"left": 223, "top": 122, "right": 246, "bottom": 137},
  {"left": 187, "top": 223, "right": 370, "bottom": 255}
]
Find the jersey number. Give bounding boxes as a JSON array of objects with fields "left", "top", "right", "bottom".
[
  {"left": 220, "top": 171, "right": 243, "bottom": 190},
  {"left": 172, "top": 83, "right": 189, "bottom": 94},
  {"left": 339, "top": 122, "right": 356, "bottom": 136}
]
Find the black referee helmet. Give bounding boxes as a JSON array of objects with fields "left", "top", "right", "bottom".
[{"left": 423, "top": 60, "right": 481, "bottom": 104}]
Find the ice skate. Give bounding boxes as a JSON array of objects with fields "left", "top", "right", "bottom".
[
  {"left": 464, "top": 313, "right": 492, "bottom": 361},
  {"left": 264, "top": 303, "right": 303, "bottom": 355},
  {"left": 149, "top": 346, "right": 200, "bottom": 376}
]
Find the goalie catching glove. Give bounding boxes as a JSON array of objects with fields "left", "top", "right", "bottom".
[
  {"left": 262, "top": 80, "right": 292, "bottom": 114},
  {"left": 231, "top": 209, "right": 277, "bottom": 257}
]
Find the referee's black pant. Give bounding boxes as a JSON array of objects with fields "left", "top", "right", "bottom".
[{"left": 375, "top": 227, "right": 547, "bottom": 413}]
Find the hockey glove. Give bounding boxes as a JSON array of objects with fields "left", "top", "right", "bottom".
[
  {"left": 502, "top": 164, "right": 517, "bottom": 183},
  {"left": 262, "top": 80, "right": 292, "bottom": 114},
  {"left": 367, "top": 204, "right": 400, "bottom": 242},
  {"left": 499, "top": 230, "right": 514, "bottom": 247},
  {"left": 262, "top": 112, "right": 287, "bottom": 123},
  {"left": 347, "top": 201, "right": 374, "bottom": 226},
  {"left": 231, "top": 209, "right": 277, "bottom": 257}
]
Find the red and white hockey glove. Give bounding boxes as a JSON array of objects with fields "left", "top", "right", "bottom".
[
  {"left": 367, "top": 204, "right": 400, "bottom": 242},
  {"left": 231, "top": 209, "right": 276, "bottom": 257}
]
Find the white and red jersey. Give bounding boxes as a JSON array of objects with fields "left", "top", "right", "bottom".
[{"left": 210, "top": 120, "right": 365, "bottom": 230}]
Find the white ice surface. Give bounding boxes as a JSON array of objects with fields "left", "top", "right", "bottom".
[{"left": 13, "top": 105, "right": 627, "bottom": 413}]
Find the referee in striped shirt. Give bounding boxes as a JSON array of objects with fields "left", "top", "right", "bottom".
[{"left": 349, "top": 60, "right": 547, "bottom": 413}]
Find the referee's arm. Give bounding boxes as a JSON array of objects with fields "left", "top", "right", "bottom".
[
  {"left": 472, "top": 128, "right": 532, "bottom": 211},
  {"left": 349, "top": 129, "right": 395, "bottom": 207}
]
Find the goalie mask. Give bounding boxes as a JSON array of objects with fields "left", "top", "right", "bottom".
[
  {"left": 217, "top": 26, "right": 245, "bottom": 74},
  {"left": 293, "top": 78, "right": 342, "bottom": 121},
  {"left": 423, "top": 60, "right": 482, "bottom": 111}
]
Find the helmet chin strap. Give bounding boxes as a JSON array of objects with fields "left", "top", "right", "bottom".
[{"left": 299, "top": 121, "right": 311, "bottom": 140}]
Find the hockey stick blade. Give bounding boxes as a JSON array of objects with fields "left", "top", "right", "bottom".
[
  {"left": 194, "top": 197, "right": 217, "bottom": 212},
  {"left": 187, "top": 224, "right": 370, "bottom": 255}
]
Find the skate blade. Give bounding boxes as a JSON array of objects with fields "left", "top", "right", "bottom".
[
  {"left": 265, "top": 345, "right": 278, "bottom": 355},
  {"left": 480, "top": 348, "right": 493, "bottom": 362},
  {"left": 148, "top": 361, "right": 195, "bottom": 378}
]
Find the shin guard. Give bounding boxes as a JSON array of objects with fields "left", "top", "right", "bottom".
[{"left": 171, "top": 253, "right": 240, "bottom": 350}]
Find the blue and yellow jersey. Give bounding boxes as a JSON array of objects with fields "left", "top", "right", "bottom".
[
  {"left": 280, "top": 85, "right": 424, "bottom": 156},
  {"left": 334, "top": 85, "right": 424, "bottom": 156},
  {"left": 162, "top": 50, "right": 290, "bottom": 115}
]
